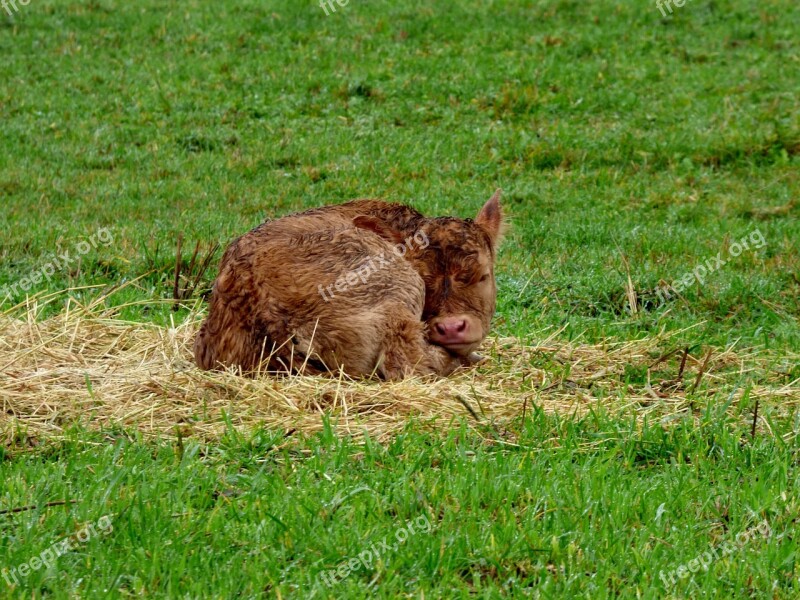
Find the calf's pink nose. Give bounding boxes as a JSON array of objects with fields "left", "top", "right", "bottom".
[{"left": 432, "top": 318, "right": 468, "bottom": 342}]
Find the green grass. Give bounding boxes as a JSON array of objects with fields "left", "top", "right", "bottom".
[
  {"left": 2, "top": 414, "right": 799, "bottom": 598},
  {"left": 1, "top": 0, "right": 798, "bottom": 349},
  {"left": 1, "top": 0, "right": 799, "bottom": 597}
]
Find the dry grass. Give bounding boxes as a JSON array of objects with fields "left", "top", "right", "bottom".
[{"left": 2, "top": 293, "right": 799, "bottom": 447}]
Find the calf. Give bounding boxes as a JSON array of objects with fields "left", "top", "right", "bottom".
[{"left": 194, "top": 190, "right": 504, "bottom": 379}]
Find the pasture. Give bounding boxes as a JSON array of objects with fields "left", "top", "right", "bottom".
[{"left": 1, "top": 0, "right": 799, "bottom": 597}]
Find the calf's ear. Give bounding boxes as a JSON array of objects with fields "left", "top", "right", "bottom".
[
  {"left": 353, "top": 216, "right": 404, "bottom": 245},
  {"left": 475, "top": 188, "right": 505, "bottom": 249}
]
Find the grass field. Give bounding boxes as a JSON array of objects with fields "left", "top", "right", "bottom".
[{"left": 1, "top": 0, "right": 799, "bottom": 597}]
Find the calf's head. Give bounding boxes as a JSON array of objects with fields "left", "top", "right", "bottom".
[
  {"left": 354, "top": 189, "right": 504, "bottom": 356},
  {"left": 417, "top": 190, "right": 504, "bottom": 355}
]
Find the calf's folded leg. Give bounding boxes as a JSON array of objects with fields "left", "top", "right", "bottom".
[{"left": 378, "top": 309, "right": 461, "bottom": 380}]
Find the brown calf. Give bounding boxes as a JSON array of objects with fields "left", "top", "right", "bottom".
[{"left": 194, "top": 190, "right": 504, "bottom": 379}]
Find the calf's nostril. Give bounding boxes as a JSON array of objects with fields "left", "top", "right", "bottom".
[
  {"left": 435, "top": 323, "right": 447, "bottom": 336},
  {"left": 456, "top": 320, "right": 467, "bottom": 333}
]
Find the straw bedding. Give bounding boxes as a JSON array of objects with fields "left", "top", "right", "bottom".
[{"left": 2, "top": 298, "right": 798, "bottom": 446}]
